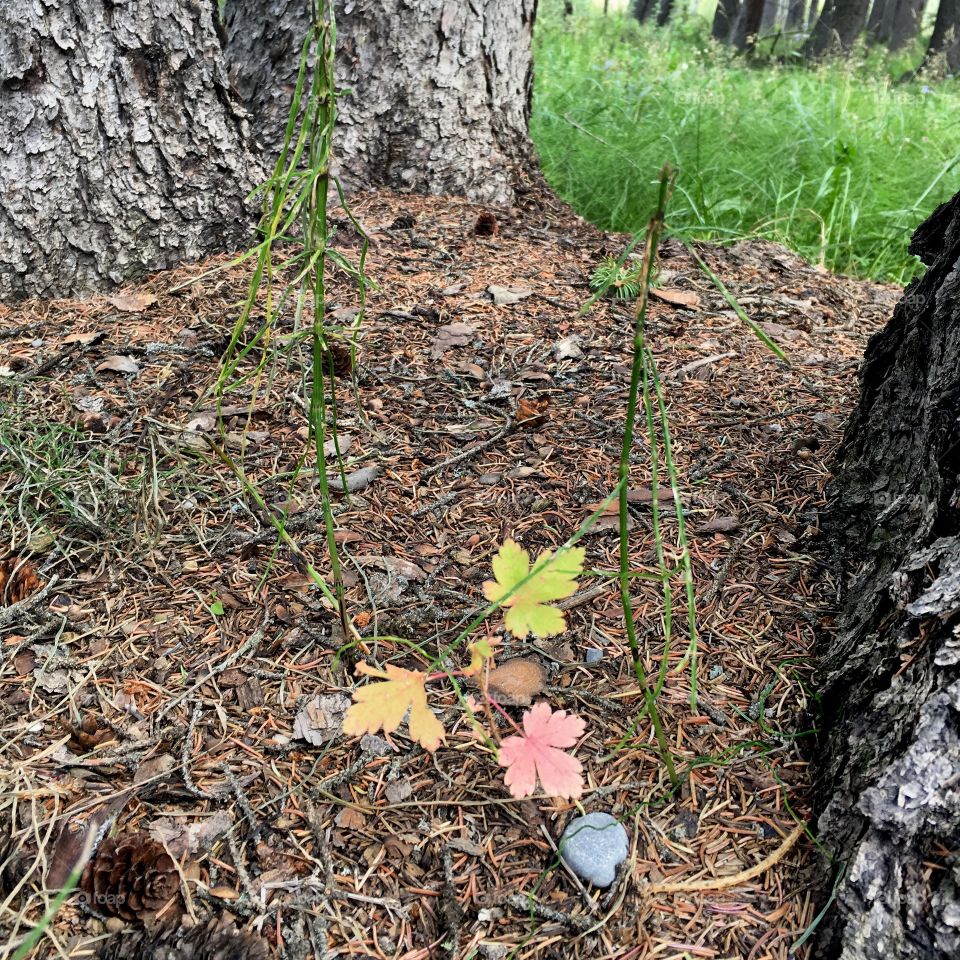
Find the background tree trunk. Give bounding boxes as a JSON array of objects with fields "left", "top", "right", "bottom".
[
  {"left": 0, "top": 0, "right": 257, "bottom": 302},
  {"left": 632, "top": 0, "right": 659, "bottom": 23},
  {"left": 713, "top": 0, "right": 743, "bottom": 39},
  {"left": 224, "top": 0, "right": 536, "bottom": 206},
  {"left": 816, "top": 190, "right": 960, "bottom": 959},
  {"left": 657, "top": 0, "right": 675, "bottom": 26},
  {"left": 733, "top": 0, "right": 767, "bottom": 48},
  {"left": 919, "top": 0, "right": 960, "bottom": 72},
  {"left": 761, "top": 0, "right": 784, "bottom": 33},
  {"left": 888, "top": 0, "right": 926, "bottom": 51},
  {"left": 805, "top": 0, "right": 870, "bottom": 54},
  {"left": 807, "top": 0, "right": 821, "bottom": 28},
  {"left": 785, "top": 0, "right": 807, "bottom": 31},
  {"left": 866, "top": 0, "right": 895, "bottom": 43}
]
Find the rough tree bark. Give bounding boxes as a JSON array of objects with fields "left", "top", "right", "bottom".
[
  {"left": 816, "top": 190, "right": 960, "bottom": 958},
  {"left": 0, "top": 0, "right": 258, "bottom": 301},
  {"left": 224, "top": 0, "right": 537, "bottom": 206},
  {"left": 919, "top": 0, "right": 960, "bottom": 73},
  {"left": 712, "top": 0, "right": 742, "bottom": 40},
  {"left": 804, "top": 0, "right": 871, "bottom": 55}
]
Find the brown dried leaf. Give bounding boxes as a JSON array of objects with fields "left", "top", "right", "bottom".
[
  {"left": 106, "top": 292, "right": 157, "bottom": 312},
  {"left": 96, "top": 355, "right": 140, "bottom": 375},
  {"left": 431, "top": 322, "right": 475, "bottom": 359},
  {"left": 696, "top": 515, "right": 740, "bottom": 534},
  {"left": 651, "top": 288, "right": 701, "bottom": 309}
]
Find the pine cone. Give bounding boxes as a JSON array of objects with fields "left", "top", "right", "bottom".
[
  {"left": 0, "top": 556, "right": 42, "bottom": 606},
  {"left": 96, "top": 921, "right": 269, "bottom": 960},
  {"left": 81, "top": 833, "right": 179, "bottom": 922}
]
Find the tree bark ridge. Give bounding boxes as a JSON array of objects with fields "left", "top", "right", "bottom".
[{"left": 817, "top": 190, "right": 960, "bottom": 958}]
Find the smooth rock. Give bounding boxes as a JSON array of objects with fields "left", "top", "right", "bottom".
[{"left": 559, "top": 812, "right": 629, "bottom": 888}]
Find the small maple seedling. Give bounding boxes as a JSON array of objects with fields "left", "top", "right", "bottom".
[
  {"left": 482, "top": 540, "right": 585, "bottom": 638},
  {"left": 341, "top": 540, "right": 588, "bottom": 800}
]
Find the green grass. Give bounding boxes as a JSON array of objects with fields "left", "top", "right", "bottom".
[{"left": 531, "top": 11, "right": 960, "bottom": 283}]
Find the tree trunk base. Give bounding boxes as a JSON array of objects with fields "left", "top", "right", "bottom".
[{"left": 817, "top": 191, "right": 960, "bottom": 958}]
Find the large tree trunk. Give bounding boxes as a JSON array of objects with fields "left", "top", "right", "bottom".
[
  {"left": 657, "top": 0, "right": 675, "bottom": 26},
  {"left": 733, "top": 0, "right": 767, "bottom": 48},
  {"left": 866, "top": 0, "right": 895, "bottom": 43},
  {"left": 805, "top": 0, "right": 870, "bottom": 54},
  {"left": 224, "top": 0, "right": 537, "bottom": 206},
  {"left": 918, "top": 0, "right": 960, "bottom": 73},
  {"left": 0, "top": 0, "right": 258, "bottom": 302},
  {"left": 888, "top": 0, "right": 926, "bottom": 51},
  {"left": 712, "top": 0, "right": 742, "bottom": 39},
  {"left": 816, "top": 190, "right": 960, "bottom": 958}
]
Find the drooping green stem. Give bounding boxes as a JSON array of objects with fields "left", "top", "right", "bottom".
[{"left": 617, "top": 164, "right": 678, "bottom": 787}]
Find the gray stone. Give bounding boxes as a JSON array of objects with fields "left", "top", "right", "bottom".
[
  {"left": 584, "top": 647, "right": 604, "bottom": 664},
  {"left": 559, "top": 812, "right": 629, "bottom": 888}
]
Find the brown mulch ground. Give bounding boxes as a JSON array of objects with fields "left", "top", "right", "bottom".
[{"left": 0, "top": 190, "right": 899, "bottom": 960}]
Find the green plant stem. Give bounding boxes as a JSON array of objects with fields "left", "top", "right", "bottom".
[
  {"left": 618, "top": 164, "right": 678, "bottom": 787},
  {"left": 303, "top": 2, "right": 349, "bottom": 634}
]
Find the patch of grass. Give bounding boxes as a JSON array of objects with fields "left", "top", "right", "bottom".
[
  {"left": 0, "top": 402, "right": 143, "bottom": 557},
  {"left": 531, "top": 10, "right": 960, "bottom": 283}
]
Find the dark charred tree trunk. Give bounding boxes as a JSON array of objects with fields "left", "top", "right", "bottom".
[
  {"left": 785, "top": 0, "right": 807, "bottom": 31},
  {"left": 816, "top": 190, "right": 960, "bottom": 959},
  {"left": 657, "top": 0, "right": 675, "bottom": 26},
  {"left": 0, "top": 0, "right": 258, "bottom": 301},
  {"left": 866, "top": 0, "right": 895, "bottom": 43},
  {"left": 632, "top": 0, "right": 659, "bottom": 23},
  {"left": 918, "top": 0, "right": 960, "bottom": 73},
  {"left": 807, "top": 0, "right": 821, "bottom": 28},
  {"left": 713, "top": 0, "right": 742, "bottom": 39},
  {"left": 224, "top": 0, "right": 537, "bottom": 206},
  {"left": 733, "top": 0, "right": 767, "bottom": 48},
  {"left": 888, "top": 0, "right": 926, "bottom": 50},
  {"left": 804, "top": 0, "right": 870, "bottom": 55}
]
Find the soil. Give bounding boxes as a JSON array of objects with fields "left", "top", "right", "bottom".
[{"left": 0, "top": 189, "right": 899, "bottom": 960}]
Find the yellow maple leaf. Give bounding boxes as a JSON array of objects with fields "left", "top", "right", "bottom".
[
  {"left": 342, "top": 662, "right": 445, "bottom": 752},
  {"left": 482, "top": 540, "right": 585, "bottom": 638}
]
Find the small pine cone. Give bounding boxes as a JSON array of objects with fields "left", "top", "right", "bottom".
[
  {"left": 0, "top": 556, "right": 43, "bottom": 606},
  {"left": 97, "top": 921, "right": 269, "bottom": 960},
  {"left": 81, "top": 833, "right": 179, "bottom": 922}
]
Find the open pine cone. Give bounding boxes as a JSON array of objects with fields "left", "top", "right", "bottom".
[{"left": 81, "top": 833, "right": 179, "bottom": 922}]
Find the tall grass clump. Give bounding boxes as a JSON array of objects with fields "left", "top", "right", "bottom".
[{"left": 531, "top": 8, "right": 960, "bottom": 283}]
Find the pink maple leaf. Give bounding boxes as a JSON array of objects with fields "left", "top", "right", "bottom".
[{"left": 498, "top": 701, "right": 586, "bottom": 799}]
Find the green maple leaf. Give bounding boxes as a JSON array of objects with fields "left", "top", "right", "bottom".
[{"left": 483, "top": 540, "right": 584, "bottom": 638}]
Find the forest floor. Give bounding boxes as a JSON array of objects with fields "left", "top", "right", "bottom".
[{"left": 0, "top": 190, "right": 898, "bottom": 960}]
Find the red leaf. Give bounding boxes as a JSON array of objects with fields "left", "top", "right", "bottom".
[{"left": 498, "top": 702, "right": 585, "bottom": 799}]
